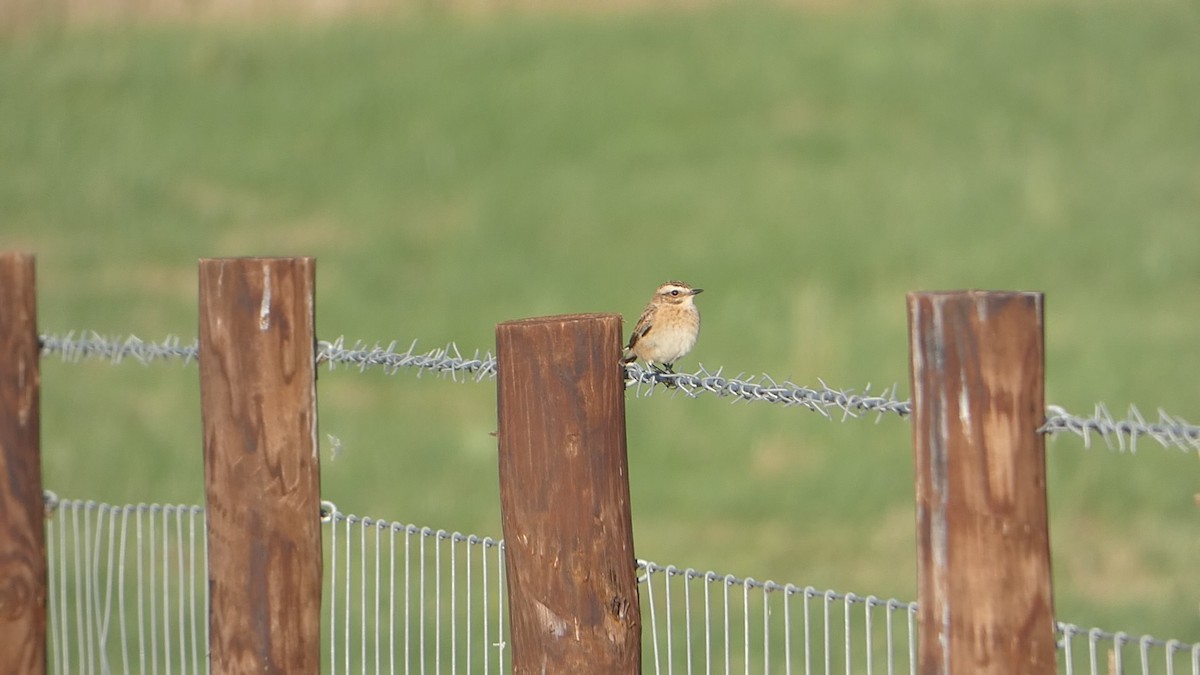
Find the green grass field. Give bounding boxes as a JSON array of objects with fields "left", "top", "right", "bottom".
[{"left": 4, "top": 0, "right": 1199, "bottom": 644}]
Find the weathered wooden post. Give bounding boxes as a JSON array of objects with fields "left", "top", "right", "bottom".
[
  {"left": 907, "top": 291, "right": 1057, "bottom": 675},
  {"left": 199, "top": 257, "right": 322, "bottom": 674},
  {"left": 495, "top": 313, "right": 641, "bottom": 674},
  {"left": 0, "top": 252, "right": 46, "bottom": 675}
]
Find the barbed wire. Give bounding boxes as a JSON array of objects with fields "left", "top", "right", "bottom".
[
  {"left": 36, "top": 332, "right": 1200, "bottom": 453},
  {"left": 39, "top": 331, "right": 199, "bottom": 364},
  {"left": 624, "top": 362, "right": 913, "bottom": 421},
  {"left": 1041, "top": 404, "right": 1200, "bottom": 454},
  {"left": 318, "top": 336, "right": 497, "bottom": 382}
]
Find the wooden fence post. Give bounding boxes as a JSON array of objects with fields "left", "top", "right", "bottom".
[
  {"left": 907, "top": 291, "right": 1057, "bottom": 675},
  {"left": 0, "top": 252, "right": 46, "bottom": 675},
  {"left": 199, "top": 257, "right": 322, "bottom": 675},
  {"left": 496, "top": 313, "right": 641, "bottom": 674}
]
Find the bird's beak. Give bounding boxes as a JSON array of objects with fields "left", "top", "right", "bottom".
[{"left": 691, "top": 288, "right": 704, "bottom": 295}]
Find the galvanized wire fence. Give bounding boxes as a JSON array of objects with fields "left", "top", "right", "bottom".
[
  {"left": 636, "top": 562, "right": 920, "bottom": 674},
  {"left": 321, "top": 503, "right": 510, "bottom": 675},
  {"left": 45, "top": 495, "right": 1200, "bottom": 675},
  {"left": 43, "top": 493, "right": 208, "bottom": 675},
  {"left": 37, "top": 331, "right": 1200, "bottom": 453}
]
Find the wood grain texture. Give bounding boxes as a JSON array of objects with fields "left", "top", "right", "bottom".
[
  {"left": 0, "top": 252, "right": 46, "bottom": 675},
  {"left": 199, "top": 258, "right": 321, "bottom": 675},
  {"left": 496, "top": 313, "right": 641, "bottom": 674},
  {"left": 907, "top": 291, "right": 1056, "bottom": 675}
]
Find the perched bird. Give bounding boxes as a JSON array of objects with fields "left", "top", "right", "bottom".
[{"left": 624, "top": 281, "right": 703, "bottom": 373}]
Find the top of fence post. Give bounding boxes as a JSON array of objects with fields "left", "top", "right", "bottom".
[
  {"left": 907, "top": 290, "right": 1057, "bottom": 675},
  {"left": 496, "top": 312, "right": 642, "bottom": 674}
]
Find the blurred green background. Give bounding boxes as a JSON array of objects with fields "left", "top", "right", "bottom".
[{"left": 3, "top": 0, "right": 1198, "bottom": 644}]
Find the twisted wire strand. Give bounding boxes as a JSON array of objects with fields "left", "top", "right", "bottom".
[
  {"left": 1041, "top": 404, "right": 1200, "bottom": 453},
  {"left": 624, "top": 362, "right": 913, "bottom": 420},
  {"left": 318, "top": 336, "right": 497, "bottom": 382},
  {"left": 37, "top": 332, "right": 1200, "bottom": 452},
  {"left": 39, "top": 331, "right": 199, "bottom": 365}
]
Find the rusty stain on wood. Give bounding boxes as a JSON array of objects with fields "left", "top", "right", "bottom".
[
  {"left": 496, "top": 313, "right": 642, "bottom": 674},
  {"left": 199, "top": 257, "right": 322, "bottom": 675},
  {"left": 907, "top": 291, "right": 1057, "bottom": 675},
  {"left": 0, "top": 252, "right": 47, "bottom": 674}
]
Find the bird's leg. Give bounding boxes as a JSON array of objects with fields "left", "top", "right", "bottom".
[{"left": 659, "top": 362, "right": 678, "bottom": 388}]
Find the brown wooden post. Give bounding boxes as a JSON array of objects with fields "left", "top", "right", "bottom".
[
  {"left": 907, "top": 291, "right": 1057, "bottom": 675},
  {"left": 0, "top": 252, "right": 46, "bottom": 675},
  {"left": 496, "top": 313, "right": 641, "bottom": 674},
  {"left": 199, "top": 257, "right": 322, "bottom": 675}
]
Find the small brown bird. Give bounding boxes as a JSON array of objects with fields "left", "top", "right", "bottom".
[{"left": 624, "top": 281, "right": 703, "bottom": 373}]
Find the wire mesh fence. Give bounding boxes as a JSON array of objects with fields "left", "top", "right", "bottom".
[
  {"left": 44, "top": 493, "right": 208, "bottom": 675},
  {"left": 1056, "top": 622, "right": 1200, "bottom": 675},
  {"left": 44, "top": 495, "right": 1200, "bottom": 675},
  {"left": 637, "top": 562, "right": 919, "bottom": 675},
  {"left": 322, "top": 503, "right": 510, "bottom": 675}
]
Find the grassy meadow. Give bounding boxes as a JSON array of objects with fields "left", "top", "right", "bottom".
[{"left": 3, "top": 0, "right": 1199, "bottom": 645}]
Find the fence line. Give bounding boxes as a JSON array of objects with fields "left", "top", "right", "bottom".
[
  {"left": 43, "top": 494, "right": 1200, "bottom": 675},
  {"left": 36, "top": 331, "right": 1200, "bottom": 453},
  {"left": 6, "top": 255, "right": 1197, "bottom": 674}
]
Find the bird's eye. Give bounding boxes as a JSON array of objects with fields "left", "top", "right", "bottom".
[{"left": 670, "top": 290, "right": 680, "bottom": 296}]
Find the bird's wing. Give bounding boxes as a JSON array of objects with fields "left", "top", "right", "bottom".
[{"left": 626, "top": 307, "right": 655, "bottom": 350}]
